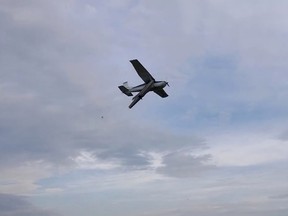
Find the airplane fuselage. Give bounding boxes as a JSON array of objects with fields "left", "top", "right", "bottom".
[{"left": 130, "top": 81, "right": 167, "bottom": 92}]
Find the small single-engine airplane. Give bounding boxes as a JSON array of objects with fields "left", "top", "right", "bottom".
[{"left": 118, "top": 59, "right": 169, "bottom": 109}]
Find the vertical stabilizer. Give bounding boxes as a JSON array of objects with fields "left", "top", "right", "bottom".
[
  {"left": 123, "top": 81, "right": 130, "bottom": 90},
  {"left": 118, "top": 83, "right": 133, "bottom": 96}
]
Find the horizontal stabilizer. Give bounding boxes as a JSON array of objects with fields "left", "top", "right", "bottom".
[{"left": 118, "top": 85, "right": 133, "bottom": 96}]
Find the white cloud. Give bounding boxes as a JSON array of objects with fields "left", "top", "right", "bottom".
[
  {"left": 206, "top": 131, "right": 288, "bottom": 166},
  {"left": 72, "top": 150, "right": 121, "bottom": 170},
  {"left": 0, "top": 161, "right": 53, "bottom": 195}
]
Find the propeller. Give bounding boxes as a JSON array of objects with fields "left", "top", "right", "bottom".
[{"left": 166, "top": 81, "right": 170, "bottom": 87}]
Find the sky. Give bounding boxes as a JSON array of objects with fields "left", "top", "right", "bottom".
[{"left": 0, "top": 0, "right": 288, "bottom": 215}]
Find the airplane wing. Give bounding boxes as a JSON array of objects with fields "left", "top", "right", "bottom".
[
  {"left": 129, "top": 96, "right": 141, "bottom": 109},
  {"left": 153, "top": 89, "right": 168, "bottom": 98},
  {"left": 130, "top": 59, "right": 155, "bottom": 83}
]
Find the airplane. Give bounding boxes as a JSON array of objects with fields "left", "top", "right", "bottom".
[{"left": 118, "top": 59, "right": 169, "bottom": 109}]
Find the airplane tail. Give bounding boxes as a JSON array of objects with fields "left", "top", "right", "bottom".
[
  {"left": 118, "top": 82, "right": 133, "bottom": 96},
  {"left": 123, "top": 81, "right": 130, "bottom": 89}
]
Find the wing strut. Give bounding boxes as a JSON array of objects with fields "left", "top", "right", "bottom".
[{"left": 129, "top": 80, "right": 154, "bottom": 109}]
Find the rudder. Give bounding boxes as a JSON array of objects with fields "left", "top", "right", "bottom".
[{"left": 118, "top": 85, "right": 133, "bottom": 96}]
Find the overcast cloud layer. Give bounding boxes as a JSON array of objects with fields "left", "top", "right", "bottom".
[{"left": 0, "top": 1, "right": 288, "bottom": 216}]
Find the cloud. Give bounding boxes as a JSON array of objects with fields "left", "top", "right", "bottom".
[
  {"left": 205, "top": 131, "right": 288, "bottom": 167},
  {"left": 0, "top": 0, "right": 121, "bottom": 167},
  {"left": 158, "top": 151, "right": 214, "bottom": 178},
  {"left": 269, "top": 193, "right": 288, "bottom": 200},
  {"left": 144, "top": 205, "right": 288, "bottom": 216},
  {"left": 278, "top": 130, "right": 288, "bottom": 141},
  {"left": 0, "top": 161, "right": 53, "bottom": 194},
  {"left": 0, "top": 193, "right": 60, "bottom": 216}
]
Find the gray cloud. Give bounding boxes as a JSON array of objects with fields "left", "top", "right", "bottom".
[
  {"left": 0, "top": 193, "right": 60, "bottom": 216},
  {"left": 158, "top": 152, "right": 214, "bottom": 178},
  {"left": 269, "top": 193, "right": 288, "bottom": 200},
  {"left": 150, "top": 207, "right": 288, "bottom": 216},
  {"left": 278, "top": 130, "right": 288, "bottom": 141},
  {"left": 0, "top": 0, "right": 113, "bottom": 166}
]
